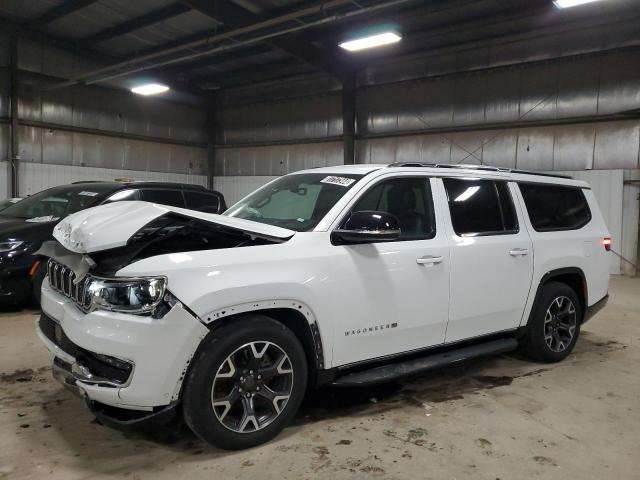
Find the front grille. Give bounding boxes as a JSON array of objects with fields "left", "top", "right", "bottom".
[{"left": 47, "top": 259, "right": 92, "bottom": 311}]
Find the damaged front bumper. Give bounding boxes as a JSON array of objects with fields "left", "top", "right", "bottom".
[
  {"left": 37, "top": 280, "right": 209, "bottom": 413},
  {"left": 51, "top": 356, "right": 179, "bottom": 426}
]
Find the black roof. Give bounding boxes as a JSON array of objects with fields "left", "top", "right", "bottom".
[{"left": 70, "top": 180, "right": 212, "bottom": 191}]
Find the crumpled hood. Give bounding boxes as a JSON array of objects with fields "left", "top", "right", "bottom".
[{"left": 53, "top": 201, "right": 295, "bottom": 254}]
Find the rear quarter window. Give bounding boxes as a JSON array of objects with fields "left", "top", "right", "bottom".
[{"left": 518, "top": 183, "right": 591, "bottom": 231}]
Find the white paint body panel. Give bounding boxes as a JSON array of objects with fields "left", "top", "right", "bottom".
[
  {"left": 443, "top": 182, "right": 534, "bottom": 342},
  {"left": 53, "top": 200, "right": 294, "bottom": 253},
  {"left": 38, "top": 281, "right": 209, "bottom": 408},
  {"left": 37, "top": 165, "right": 612, "bottom": 409}
]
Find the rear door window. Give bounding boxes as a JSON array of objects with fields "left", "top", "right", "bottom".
[
  {"left": 184, "top": 191, "right": 221, "bottom": 213},
  {"left": 518, "top": 183, "right": 591, "bottom": 231},
  {"left": 443, "top": 178, "right": 518, "bottom": 236},
  {"left": 140, "top": 189, "right": 185, "bottom": 208}
]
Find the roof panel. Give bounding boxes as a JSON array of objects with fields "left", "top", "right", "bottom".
[
  {"left": 0, "top": 0, "right": 63, "bottom": 22},
  {"left": 93, "top": 11, "right": 218, "bottom": 56},
  {"left": 42, "top": 0, "right": 177, "bottom": 40}
]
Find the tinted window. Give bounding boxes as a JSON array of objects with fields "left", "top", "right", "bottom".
[
  {"left": 185, "top": 191, "right": 220, "bottom": 213},
  {"left": 103, "top": 189, "right": 139, "bottom": 204},
  {"left": 0, "top": 185, "right": 112, "bottom": 220},
  {"left": 350, "top": 177, "right": 435, "bottom": 240},
  {"left": 443, "top": 178, "right": 518, "bottom": 236},
  {"left": 141, "top": 189, "right": 185, "bottom": 208},
  {"left": 519, "top": 183, "right": 591, "bottom": 231}
]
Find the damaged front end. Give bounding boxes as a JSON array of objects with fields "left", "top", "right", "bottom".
[
  {"left": 36, "top": 201, "right": 295, "bottom": 422},
  {"left": 39, "top": 201, "right": 294, "bottom": 316}
]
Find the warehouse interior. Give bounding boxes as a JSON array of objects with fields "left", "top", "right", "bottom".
[{"left": 0, "top": 0, "right": 639, "bottom": 478}]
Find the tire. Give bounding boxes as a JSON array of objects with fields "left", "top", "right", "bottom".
[
  {"left": 519, "top": 281, "right": 582, "bottom": 363},
  {"left": 182, "top": 315, "right": 307, "bottom": 450}
]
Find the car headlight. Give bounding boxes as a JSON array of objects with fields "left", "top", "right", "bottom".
[
  {"left": 0, "top": 240, "right": 24, "bottom": 252},
  {"left": 86, "top": 276, "right": 166, "bottom": 314}
]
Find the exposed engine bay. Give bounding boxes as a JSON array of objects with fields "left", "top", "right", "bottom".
[
  {"left": 89, "top": 213, "right": 283, "bottom": 276},
  {"left": 39, "top": 212, "right": 287, "bottom": 279}
]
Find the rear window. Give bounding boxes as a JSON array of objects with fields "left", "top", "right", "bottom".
[
  {"left": 141, "top": 189, "right": 185, "bottom": 208},
  {"left": 443, "top": 178, "right": 518, "bottom": 236},
  {"left": 518, "top": 183, "right": 591, "bottom": 232},
  {"left": 185, "top": 191, "right": 221, "bottom": 213}
]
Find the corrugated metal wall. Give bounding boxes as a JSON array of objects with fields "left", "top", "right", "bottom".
[
  {"left": 17, "top": 126, "right": 207, "bottom": 175},
  {"left": 0, "top": 35, "right": 209, "bottom": 197},
  {"left": 355, "top": 119, "right": 640, "bottom": 170}
]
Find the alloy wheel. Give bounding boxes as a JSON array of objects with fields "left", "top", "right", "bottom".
[
  {"left": 211, "top": 341, "right": 294, "bottom": 434},
  {"left": 544, "top": 296, "right": 577, "bottom": 353}
]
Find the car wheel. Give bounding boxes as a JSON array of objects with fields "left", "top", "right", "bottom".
[
  {"left": 520, "top": 281, "right": 582, "bottom": 363},
  {"left": 182, "top": 315, "right": 307, "bottom": 450}
]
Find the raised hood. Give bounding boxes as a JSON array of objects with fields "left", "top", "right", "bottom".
[{"left": 53, "top": 201, "right": 295, "bottom": 254}]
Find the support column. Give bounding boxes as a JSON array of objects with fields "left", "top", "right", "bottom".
[
  {"left": 9, "top": 36, "right": 19, "bottom": 197},
  {"left": 206, "top": 108, "right": 217, "bottom": 190},
  {"left": 341, "top": 75, "right": 356, "bottom": 165}
]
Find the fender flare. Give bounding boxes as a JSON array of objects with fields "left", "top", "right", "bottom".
[
  {"left": 202, "top": 299, "right": 326, "bottom": 370},
  {"left": 520, "top": 267, "right": 588, "bottom": 334}
]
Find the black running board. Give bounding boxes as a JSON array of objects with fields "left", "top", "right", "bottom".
[{"left": 332, "top": 338, "right": 518, "bottom": 387}]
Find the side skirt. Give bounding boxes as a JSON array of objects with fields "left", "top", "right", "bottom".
[{"left": 330, "top": 338, "right": 518, "bottom": 387}]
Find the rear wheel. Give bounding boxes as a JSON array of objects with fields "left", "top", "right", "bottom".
[
  {"left": 520, "top": 281, "right": 582, "bottom": 362},
  {"left": 182, "top": 315, "right": 307, "bottom": 450}
]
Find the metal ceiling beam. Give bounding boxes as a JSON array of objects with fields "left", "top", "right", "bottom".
[
  {"left": 197, "top": 60, "right": 313, "bottom": 89},
  {"left": 82, "top": 3, "right": 192, "bottom": 46},
  {"left": 160, "top": 44, "right": 273, "bottom": 76},
  {"left": 27, "top": 0, "right": 99, "bottom": 29},
  {"left": 0, "top": 15, "right": 210, "bottom": 101},
  {"left": 179, "top": 0, "right": 348, "bottom": 78},
  {"left": 43, "top": 0, "right": 417, "bottom": 89}
]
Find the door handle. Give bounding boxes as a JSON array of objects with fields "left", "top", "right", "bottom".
[
  {"left": 416, "top": 255, "right": 444, "bottom": 265},
  {"left": 509, "top": 248, "right": 529, "bottom": 256}
]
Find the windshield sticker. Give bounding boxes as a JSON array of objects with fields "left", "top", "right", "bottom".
[
  {"left": 25, "top": 215, "right": 60, "bottom": 223},
  {"left": 320, "top": 176, "right": 355, "bottom": 187},
  {"left": 78, "top": 191, "right": 99, "bottom": 197}
]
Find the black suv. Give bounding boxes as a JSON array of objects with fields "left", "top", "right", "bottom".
[{"left": 0, "top": 181, "right": 226, "bottom": 305}]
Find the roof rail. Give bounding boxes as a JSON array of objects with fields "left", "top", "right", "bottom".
[{"left": 386, "top": 162, "right": 572, "bottom": 179}]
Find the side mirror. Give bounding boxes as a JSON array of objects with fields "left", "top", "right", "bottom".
[{"left": 332, "top": 210, "right": 401, "bottom": 244}]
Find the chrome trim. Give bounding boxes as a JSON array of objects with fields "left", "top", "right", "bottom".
[{"left": 47, "top": 259, "right": 166, "bottom": 314}]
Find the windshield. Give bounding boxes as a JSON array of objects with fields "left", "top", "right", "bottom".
[
  {"left": 224, "top": 173, "right": 364, "bottom": 231},
  {"left": 0, "top": 185, "right": 112, "bottom": 220}
]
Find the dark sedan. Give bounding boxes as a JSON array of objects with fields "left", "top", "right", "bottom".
[{"left": 0, "top": 181, "right": 226, "bottom": 305}]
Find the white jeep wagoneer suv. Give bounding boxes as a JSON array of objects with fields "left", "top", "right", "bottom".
[{"left": 36, "top": 163, "right": 610, "bottom": 449}]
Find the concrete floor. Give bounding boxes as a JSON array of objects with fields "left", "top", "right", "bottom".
[{"left": 0, "top": 276, "right": 638, "bottom": 479}]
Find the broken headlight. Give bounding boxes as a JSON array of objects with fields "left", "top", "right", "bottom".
[{"left": 87, "top": 276, "right": 166, "bottom": 314}]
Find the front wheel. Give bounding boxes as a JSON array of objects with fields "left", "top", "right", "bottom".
[
  {"left": 519, "top": 281, "right": 582, "bottom": 363},
  {"left": 182, "top": 315, "right": 307, "bottom": 450}
]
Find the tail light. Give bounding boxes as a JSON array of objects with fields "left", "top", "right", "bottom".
[{"left": 602, "top": 237, "right": 612, "bottom": 251}]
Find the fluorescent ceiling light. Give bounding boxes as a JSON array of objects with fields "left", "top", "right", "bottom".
[
  {"left": 339, "top": 32, "right": 401, "bottom": 52},
  {"left": 131, "top": 83, "right": 170, "bottom": 95},
  {"left": 553, "top": 0, "right": 605, "bottom": 8}
]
